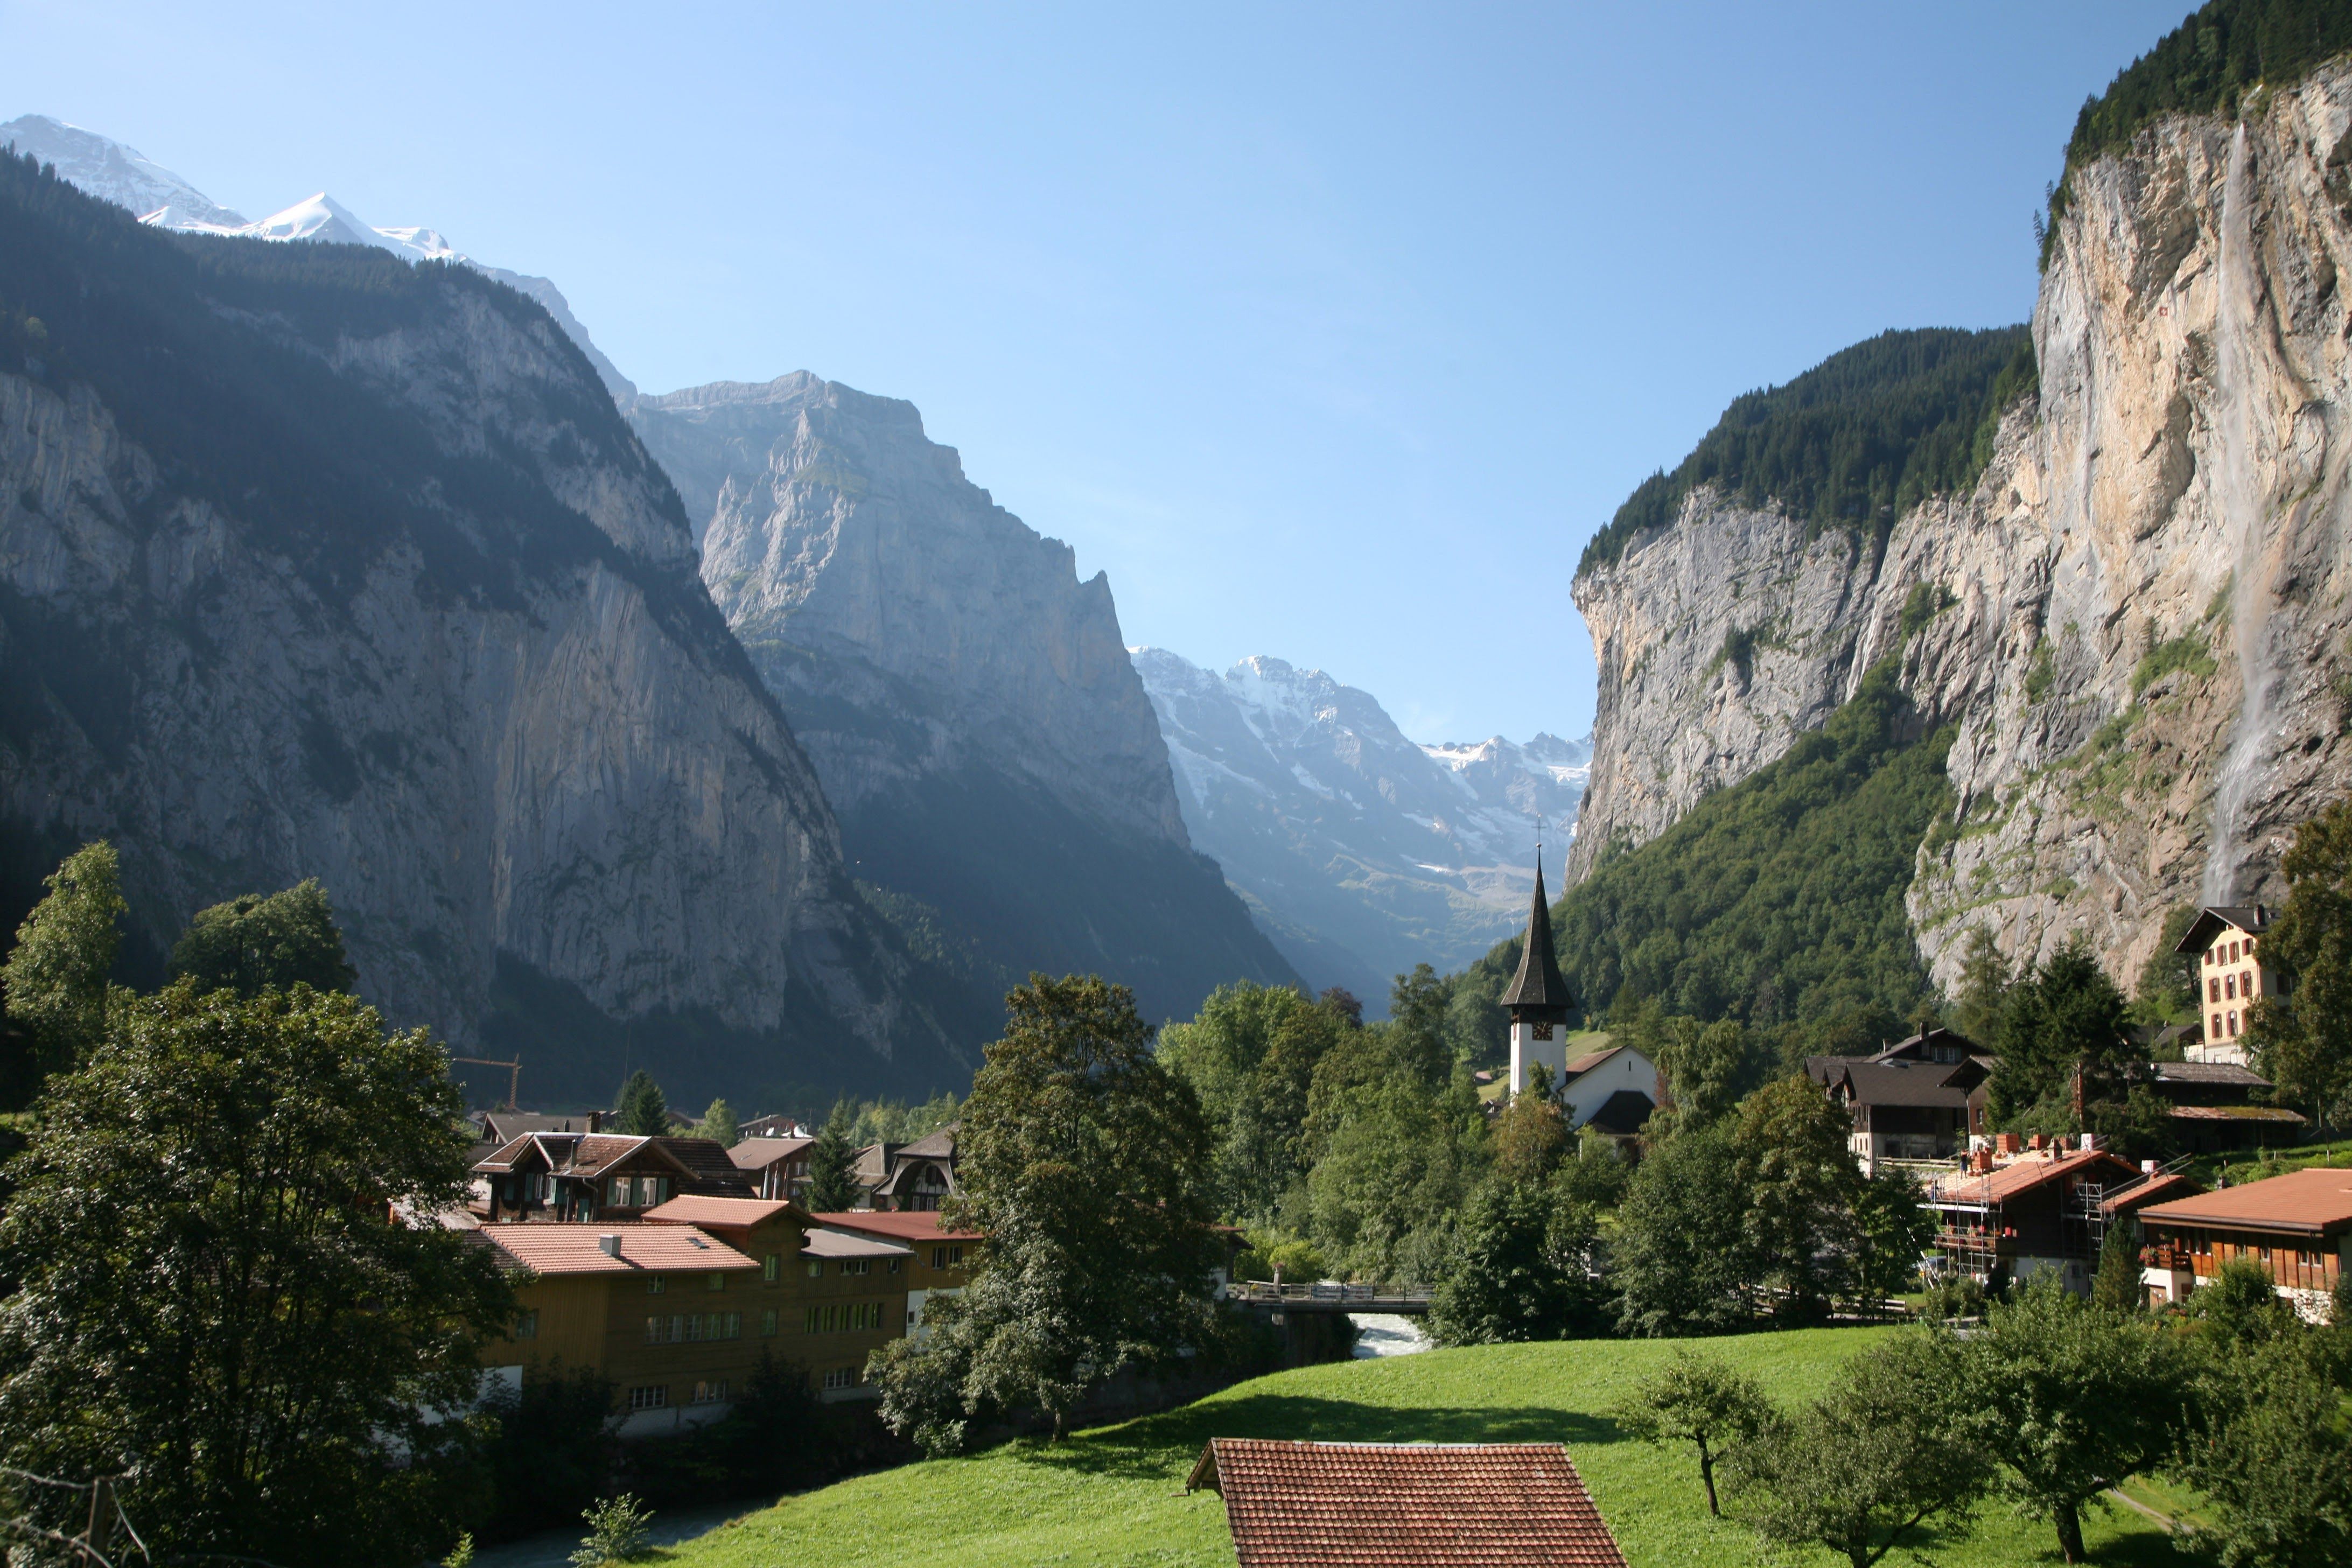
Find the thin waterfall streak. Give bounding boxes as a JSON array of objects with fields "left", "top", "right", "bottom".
[{"left": 2204, "top": 123, "right": 2271, "bottom": 905}]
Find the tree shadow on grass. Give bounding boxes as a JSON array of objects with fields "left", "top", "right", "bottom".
[{"left": 1016, "top": 1396, "right": 1625, "bottom": 1482}]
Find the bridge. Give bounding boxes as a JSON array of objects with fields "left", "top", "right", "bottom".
[{"left": 1224, "top": 1281, "right": 1432, "bottom": 1316}]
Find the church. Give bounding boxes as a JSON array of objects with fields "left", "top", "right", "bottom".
[{"left": 1498, "top": 857, "right": 1660, "bottom": 1136}]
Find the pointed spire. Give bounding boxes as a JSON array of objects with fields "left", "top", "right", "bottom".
[{"left": 1500, "top": 853, "right": 1571, "bottom": 1017}]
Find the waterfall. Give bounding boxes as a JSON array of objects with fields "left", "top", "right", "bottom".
[{"left": 2203, "top": 123, "right": 2272, "bottom": 905}]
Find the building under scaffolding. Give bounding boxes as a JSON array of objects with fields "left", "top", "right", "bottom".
[{"left": 1924, "top": 1143, "right": 2144, "bottom": 1292}]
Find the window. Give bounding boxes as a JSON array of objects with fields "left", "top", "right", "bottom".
[
  {"left": 842, "top": 1258, "right": 871, "bottom": 1276},
  {"left": 807, "top": 1259, "right": 823, "bottom": 1279},
  {"left": 609, "top": 1177, "right": 629, "bottom": 1206},
  {"left": 931, "top": 1244, "right": 965, "bottom": 1269},
  {"left": 690, "top": 1380, "right": 729, "bottom": 1404},
  {"left": 888, "top": 1258, "right": 901, "bottom": 1273},
  {"left": 823, "top": 1367, "right": 860, "bottom": 1391},
  {"left": 2230, "top": 940, "right": 2242, "bottom": 962},
  {"left": 2209, "top": 978, "right": 2221, "bottom": 1003},
  {"left": 804, "top": 1306, "right": 820, "bottom": 1333},
  {"left": 2229, "top": 1011, "right": 2241, "bottom": 1037},
  {"left": 707, "top": 1271, "right": 726, "bottom": 1292},
  {"left": 627, "top": 1385, "right": 668, "bottom": 1411},
  {"left": 2212, "top": 1012, "right": 2223, "bottom": 1038},
  {"left": 647, "top": 1277, "right": 667, "bottom": 1296},
  {"left": 515, "top": 1308, "right": 539, "bottom": 1341},
  {"left": 762, "top": 1254, "right": 779, "bottom": 1284},
  {"left": 760, "top": 1308, "right": 778, "bottom": 1338},
  {"left": 2224, "top": 974, "right": 2236, "bottom": 1000}
]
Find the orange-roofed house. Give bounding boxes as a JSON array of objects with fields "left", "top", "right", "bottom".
[
  {"left": 2137, "top": 1165, "right": 2352, "bottom": 1320},
  {"left": 1925, "top": 1145, "right": 2143, "bottom": 1292},
  {"left": 474, "top": 1222, "right": 762, "bottom": 1435},
  {"left": 1185, "top": 1438, "right": 1627, "bottom": 1567}
]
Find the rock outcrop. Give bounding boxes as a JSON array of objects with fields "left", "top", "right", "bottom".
[
  {"left": 1570, "top": 62, "right": 2352, "bottom": 997},
  {"left": 629, "top": 374, "right": 1298, "bottom": 1021},
  {"left": 0, "top": 159, "right": 960, "bottom": 1107},
  {"left": 1135, "top": 648, "right": 1586, "bottom": 1003}
]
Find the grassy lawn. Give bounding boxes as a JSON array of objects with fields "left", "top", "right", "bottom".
[{"left": 656, "top": 1330, "right": 2209, "bottom": 1568}]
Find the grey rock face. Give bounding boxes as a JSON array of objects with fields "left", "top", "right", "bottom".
[
  {"left": 629, "top": 374, "right": 1298, "bottom": 1020},
  {"left": 0, "top": 209, "right": 950, "bottom": 1108},
  {"left": 1570, "top": 64, "right": 2352, "bottom": 998},
  {"left": 1135, "top": 648, "right": 1587, "bottom": 1003}
]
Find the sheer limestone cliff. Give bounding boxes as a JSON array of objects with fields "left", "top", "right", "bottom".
[
  {"left": 1570, "top": 61, "right": 2352, "bottom": 996},
  {"left": 0, "top": 160, "right": 960, "bottom": 1107},
  {"left": 629, "top": 373, "right": 1298, "bottom": 1021}
]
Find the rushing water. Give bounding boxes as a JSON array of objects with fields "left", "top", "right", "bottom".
[{"left": 2204, "top": 123, "right": 2272, "bottom": 905}]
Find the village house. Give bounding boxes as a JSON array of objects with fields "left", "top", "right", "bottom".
[
  {"left": 2137, "top": 1165, "right": 2352, "bottom": 1321},
  {"left": 641, "top": 1194, "right": 915, "bottom": 1400},
  {"left": 472, "top": 1222, "right": 764, "bottom": 1436},
  {"left": 811, "top": 1208, "right": 984, "bottom": 1335},
  {"left": 844, "top": 1126, "right": 962, "bottom": 1212},
  {"left": 2141, "top": 1060, "right": 2307, "bottom": 1153},
  {"left": 472, "top": 1132, "right": 753, "bottom": 1223},
  {"left": 1925, "top": 1139, "right": 2145, "bottom": 1292},
  {"left": 1185, "top": 1438, "right": 1627, "bottom": 1568},
  {"left": 1807, "top": 1027, "right": 1994, "bottom": 1172},
  {"left": 729, "top": 1135, "right": 816, "bottom": 1201},
  {"left": 2172, "top": 906, "right": 2285, "bottom": 1065}
]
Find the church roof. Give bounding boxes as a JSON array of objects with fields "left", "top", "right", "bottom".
[{"left": 1499, "top": 860, "right": 1572, "bottom": 1017}]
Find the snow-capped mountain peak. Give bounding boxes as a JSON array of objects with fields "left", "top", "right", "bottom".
[{"left": 0, "top": 113, "right": 246, "bottom": 230}]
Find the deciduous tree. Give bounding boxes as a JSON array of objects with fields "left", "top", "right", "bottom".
[
  {"left": 1612, "top": 1347, "right": 1773, "bottom": 1515},
  {"left": 871, "top": 974, "right": 1220, "bottom": 1444},
  {"left": 1613, "top": 1126, "right": 1754, "bottom": 1335},
  {"left": 2246, "top": 795, "right": 2352, "bottom": 1130},
  {"left": 0, "top": 981, "right": 514, "bottom": 1566},
  {"left": 1730, "top": 1331, "right": 1988, "bottom": 1568},
  {"left": 1961, "top": 1278, "right": 2185, "bottom": 1564},
  {"left": 0, "top": 841, "right": 124, "bottom": 1082},
  {"left": 168, "top": 877, "right": 357, "bottom": 997}
]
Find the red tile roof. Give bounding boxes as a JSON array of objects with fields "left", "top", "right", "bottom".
[
  {"left": 1187, "top": 1439, "right": 1626, "bottom": 1568},
  {"left": 642, "top": 1195, "right": 800, "bottom": 1229},
  {"left": 810, "top": 1209, "right": 984, "bottom": 1243},
  {"left": 1930, "top": 1150, "right": 2140, "bottom": 1206},
  {"left": 475, "top": 1222, "right": 758, "bottom": 1276},
  {"left": 2099, "top": 1171, "right": 2203, "bottom": 1216},
  {"left": 2140, "top": 1166, "right": 2352, "bottom": 1234}
]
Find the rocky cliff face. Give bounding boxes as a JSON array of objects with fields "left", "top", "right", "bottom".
[
  {"left": 628, "top": 374, "right": 1298, "bottom": 1021},
  {"left": 0, "top": 161, "right": 957, "bottom": 1107},
  {"left": 1571, "top": 62, "right": 2352, "bottom": 997},
  {"left": 1135, "top": 649, "right": 1586, "bottom": 1005}
]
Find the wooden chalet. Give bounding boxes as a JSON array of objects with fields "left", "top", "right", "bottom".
[
  {"left": 2138, "top": 1166, "right": 2352, "bottom": 1320},
  {"left": 729, "top": 1135, "right": 816, "bottom": 1201},
  {"left": 811, "top": 1208, "right": 985, "bottom": 1336},
  {"left": 2141, "top": 1061, "right": 2307, "bottom": 1152},
  {"left": 1925, "top": 1142, "right": 2144, "bottom": 1292},
  {"left": 472, "top": 1133, "right": 753, "bottom": 1223},
  {"left": 1807, "top": 1027, "right": 1993, "bottom": 1171}
]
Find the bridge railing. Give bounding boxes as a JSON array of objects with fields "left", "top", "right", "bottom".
[{"left": 1226, "top": 1280, "right": 1432, "bottom": 1306}]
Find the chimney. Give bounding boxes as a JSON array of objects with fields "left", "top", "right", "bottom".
[
  {"left": 2028, "top": 1133, "right": 2045, "bottom": 1152},
  {"left": 598, "top": 1233, "right": 621, "bottom": 1258},
  {"left": 587, "top": 1110, "right": 603, "bottom": 1133},
  {"left": 1996, "top": 1132, "right": 2020, "bottom": 1156}
]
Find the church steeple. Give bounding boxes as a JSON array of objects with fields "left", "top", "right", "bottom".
[
  {"left": 1500, "top": 858, "right": 1571, "bottom": 1020},
  {"left": 1501, "top": 852, "right": 1573, "bottom": 1100}
]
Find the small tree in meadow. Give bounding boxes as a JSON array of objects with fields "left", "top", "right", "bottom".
[{"left": 1612, "top": 1347, "right": 1773, "bottom": 1516}]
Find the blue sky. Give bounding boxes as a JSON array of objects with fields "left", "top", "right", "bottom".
[{"left": 4, "top": 1, "right": 2188, "bottom": 743}]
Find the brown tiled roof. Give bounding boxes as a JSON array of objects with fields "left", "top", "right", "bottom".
[
  {"left": 2140, "top": 1166, "right": 2352, "bottom": 1233},
  {"left": 650, "top": 1136, "right": 757, "bottom": 1195},
  {"left": 566, "top": 1134, "right": 657, "bottom": 1177},
  {"left": 642, "top": 1195, "right": 800, "bottom": 1230},
  {"left": 1559, "top": 1046, "right": 1621, "bottom": 1080},
  {"left": 1187, "top": 1439, "right": 1626, "bottom": 1567},
  {"left": 727, "top": 1136, "right": 813, "bottom": 1171},
  {"left": 2099, "top": 1171, "right": 2204, "bottom": 1215},
  {"left": 1931, "top": 1150, "right": 2141, "bottom": 1206},
  {"left": 810, "top": 1210, "right": 984, "bottom": 1243},
  {"left": 475, "top": 1222, "right": 757, "bottom": 1276},
  {"left": 1808, "top": 1056, "right": 1973, "bottom": 1109}
]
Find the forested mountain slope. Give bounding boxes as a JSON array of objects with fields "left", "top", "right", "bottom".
[
  {"left": 0, "top": 153, "right": 969, "bottom": 1108},
  {"left": 1571, "top": 11, "right": 2352, "bottom": 997}
]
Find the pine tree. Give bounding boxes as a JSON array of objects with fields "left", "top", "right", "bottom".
[
  {"left": 614, "top": 1070, "right": 668, "bottom": 1137},
  {"left": 804, "top": 1100, "right": 863, "bottom": 1213}
]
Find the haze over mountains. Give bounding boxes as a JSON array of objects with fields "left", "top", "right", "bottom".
[
  {"left": 0, "top": 111, "right": 1581, "bottom": 1093},
  {"left": 1133, "top": 649, "right": 1585, "bottom": 1003}
]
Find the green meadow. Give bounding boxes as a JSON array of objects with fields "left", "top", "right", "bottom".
[{"left": 656, "top": 1330, "right": 2207, "bottom": 1568}]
